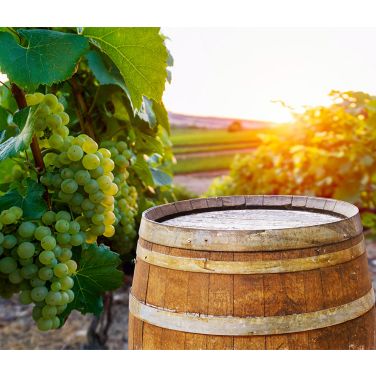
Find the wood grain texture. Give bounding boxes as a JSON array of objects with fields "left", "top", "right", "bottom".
[{"left": 129, "top": 195, "right": 375, "bottom": 350}]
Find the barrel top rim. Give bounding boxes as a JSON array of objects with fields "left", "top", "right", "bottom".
[
  {"left": 139, "top": 195, "right": 362, "bottom": 251},
  {"left": 142, "top": 195, "right": 359, "bottom": 232}
]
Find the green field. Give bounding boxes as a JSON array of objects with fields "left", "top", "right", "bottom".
[
  {"left": 171, "top": 128, "right": 266, "bottom": 147},
  {"left": 173, "top": 154, "right": 236, "bottom": 174},
  {"left": 171, "top": 127, "right": 268, "bottom": 174}
]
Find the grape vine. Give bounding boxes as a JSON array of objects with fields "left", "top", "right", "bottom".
[{"left": 0, "top": 27, "right": 173, "bottom": 332}]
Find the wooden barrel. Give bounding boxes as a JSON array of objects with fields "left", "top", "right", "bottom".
[{"left": 129, "top": 195, "right": 375, "bottom": 349}]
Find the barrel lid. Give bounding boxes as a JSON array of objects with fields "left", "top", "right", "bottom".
[{"left": 139, "top": 196, "right": 362, "bottom": 252}]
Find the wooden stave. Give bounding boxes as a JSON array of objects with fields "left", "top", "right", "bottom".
[
  {"left": 129, "top": 238, "right": 375, "bottom": 349},
  {"left": 139, "top": 195, "right": 363, "bottom": 252},
  {"left": 130, "top": 196, "right": 375, "bottom": 349}
]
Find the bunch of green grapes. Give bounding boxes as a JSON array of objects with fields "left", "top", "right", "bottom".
[
  {"left": 0, "top": 206, "right": 78, "bottom": 331},
  {"left": 26, "top": 93, "right": 118, "bottom": 243},
  {"left": 100, "top": 140, "right": 138, "bottom": 254}
]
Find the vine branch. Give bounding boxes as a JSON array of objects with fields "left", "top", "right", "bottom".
[
  {"left": 70, "top": 77, "right": 96, "bottom": 141},
  {"left": 11, "top": 83, "right": 52, "bottom": 209}
]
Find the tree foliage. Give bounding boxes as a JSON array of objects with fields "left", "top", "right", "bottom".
[{"left": 208, "top": 91, "right": 376, "bottom": 228}]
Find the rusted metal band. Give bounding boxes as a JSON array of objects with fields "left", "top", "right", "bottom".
[
  {"left": 136, "top": 242, "right": 365, "bottom": 274},
  {"left": 129, "top": 289, "right": 375, "bottom": 336}
]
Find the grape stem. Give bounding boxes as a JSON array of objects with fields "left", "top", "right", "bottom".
[
  {"left": 11, "top": 83, "right": 52, "bottom": 210},
  {"left": 70, "top": 77, "right": 97, "bottom": 142}
]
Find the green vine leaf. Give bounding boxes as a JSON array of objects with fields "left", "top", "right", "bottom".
[
  {"left": 60, "top": 243, "right": 123, "bottom": 320},
  {"left": 83, "top": 27, "right": 168, "bottom": 110},
  {"left": 0, "top": 178, "right": 47, "bottom": 219},
  {"left": 86, "top": 50, "right": 128, "bottom": 95},
  {"left": 0, "top": 29, "right": 89, "bottom": 92},
  {"left": 132, "top": 154, "right": 154, "bottom": 187},
  {"left": 0, "top": 107, "right": 32, "bottom": 160},
  {"left": 150, "top": 167, "right": 172, "bottom": 187}
]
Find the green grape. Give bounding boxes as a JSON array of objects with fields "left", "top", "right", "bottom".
[
  {"left": 49, "top": 134, "right": 64, "bottom": 149},
  {"left": 0, "top": 233, "right": 4, "bottom": 244},
  {"left": 54, "top": 263, "right": 69, "bottom": 278},
  {"left": 58, "top": 191, "right": 73, "bottom": 202},
  {"left": 56, "top": 211, "right": 71, "bottom": 221},
  {"left": 90, "top": 166, "right": 104, "bottom": 179},
  {"left": 1, "top": 211, "right": 17, "bottom": 225},
  {"left": 97, "top": 175, "right": 112, "bottom": 191},
  {"left": 21, "top": 264, "right": 38, "bottom": 279},
  {"left": 60, "top": 168, "right": 74, "bottom": 180},
  {"left": 18, "top": 221, "right": 37, "bottom": 238},
  {"left": 65, "top": 260, "right": 77, "bottom": 274},
  {"left": 45, "top": 291, "right": 62, "bottom": 305},
  {"left": 46, "top": 114, "right": 62, "bottom": 128},
  {"left": 60, "top": 276, "right": 74, "bottom": 290},
  {"left": 60, "top": 291, "right": 70, "bottom": 305},
  {"left": 71, "top": 193, "right": 84, "bottom": 206},
  {"left": 19, "top": 290, "right": 32, "bottom": 305},
  {"left": 56, "top": 304, "right": 67, "bottom": 314},
  {"left": 17, "top": 242, "right": 35, "bottom": 259},
  {"left": 82, "top": 153, "right": 100, "bottom": 170},
  {"left": 103, "top": 225, "right": 115, "bottom": 237},
  {"left": 8, "top": 269, "right": 23, "bottom": 284},
  {"left": 51, "top": 281, "right": 61, "bottom": 292},
  {"left": 32, "top": 306, "right": 43, "bottom": 321},
  {"left": 61, "top": 179, "right": 78, "bottom": 194},
  {"left": 68, "top": 221, "right": 80, "bottom": 235},
  {"left": 81, "top": 199, "right": 95, "bottom": 211},
  {"left": 34, "top": 226, "right": 52, "bottom": 241},
  {"left": 66, "top": 289, "right": 75, "bottom": 303},
  {"left": 26, "top": 92, "right": 44, "bottom": 106},
  {"left": 39, "top": 250, "right": 56, "bottom": 265},
  {"left": 41, "top": 235, "right": 56, "bottom": 251},
  {"left": 56, "top": 233, "right": 71, "bottom": 245},
  {"left": 95, "top": 205, "right": 106, "bottom": 214},
  {"left": 89, "top": 191, "right": 105, "bottom": 204},
  {"left": 91, "top": 224, "right": 105, "bottom": 236},
  {"left": 9, "top": 206, "right": 23, "bottom": 219},
  {"left": 38, "top": 266, "right": 54, "bottom": 281},
  {"left": 70, "top": 233, "right": 85, "bottom": 246},
  {"left": 0, "top": 257, "right": 17, "bottom": 274},
  {"left": 53, "top": 246, "right": 62, "bottom": 258},
  {"left": 37, "top": 317, "right": 53, "bottom": 331},
  {"left": 74, "top": 170, "right": 91, "bottom": 186},
  {"left": 31, "top": 286, "right": 48, "bottom": 302},
  {"left": 84, "top": 179, "right": 99, "bottom": 194},
  {"left": 44, "top": 153, "right": 58, "bottom": 168},
  {"left": 92, "top": 214, "right": 104, "bottom": 225},
  {"left": 82, "top": 139, "right": 98, "bottom": 154},
  {"left": 30, "top": 277, "right": 45, "bottom": 287},
  {"left": 42, "top": 305, "right": 57, "bottom": 318},
  {"left": 101, "top": 157, "right": 115, "bottom": 173},
  {"left": 43, "top": 93, "right": 59, "bottom": 108},
  {"left": 52, "top": 316, "right": 61, "bottom": 329},
  {"left": 55, "top": 125, "right": 69, "bottom": 138},
  {"left": 3, "top": 234, "right": 17, "bottom": 249},
  {"left": 52, "top": 175, "right": 63, "bottom": 188},
  {"left": 104, "top": 211, "right": 116, "bottom": 225},
  {"left": 114, "top": 154, "right": 129, "bottom": 168},
  {"left": 42, "top": 211, "right": 56, "bottom": 225},
  {"left": 55, "top": 219, "right": 70, "bottom": 233},
  {"left": 58, "top": 248, "right": 72, "bottom": 262},
  {"left": 57, "top": 112, "right": 69, "bottom": 126},
  {"left": 67, "top": 145, "right": 84, "bottom": 161}
]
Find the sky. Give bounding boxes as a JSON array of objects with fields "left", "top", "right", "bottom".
[{"left": 162, "top": 28, "right": 376, "bottom": 123}]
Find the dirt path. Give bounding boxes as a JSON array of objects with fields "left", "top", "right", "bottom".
[{"left": 174, "top": 170, "right": 228, "bottom": 195}]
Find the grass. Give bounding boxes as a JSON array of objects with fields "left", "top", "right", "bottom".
[
  {"left": 173, "top": 154, "right": 235, "bottom": 174},
  {"left": 171, "top": 127, "right": 271, "bottom": 174},
  {"left": 171, "top": 128, "right": 267, "bottom": 147}
]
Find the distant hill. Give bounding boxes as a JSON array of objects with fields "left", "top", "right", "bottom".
[{"left": 168, "top": 112, "right": 273, "bottom": 130}]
